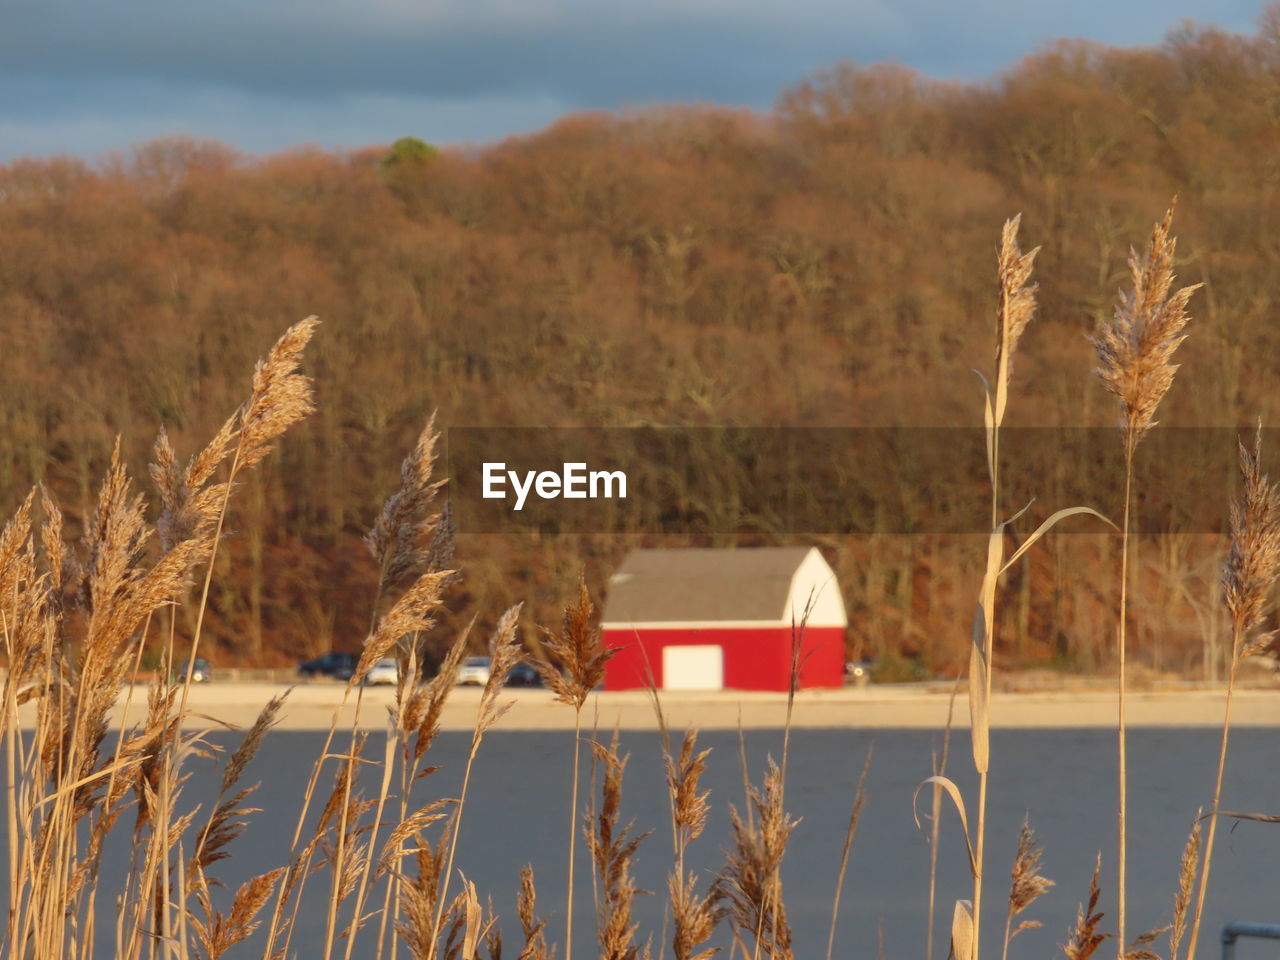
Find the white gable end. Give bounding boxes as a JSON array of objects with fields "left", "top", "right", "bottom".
[{"left": 785, "top": 548, "right": 847, "bottom": 628}]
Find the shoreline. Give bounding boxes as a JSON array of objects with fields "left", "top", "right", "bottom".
[{"left": 23, "top": 682, "right": 1279, "bottom": 731}]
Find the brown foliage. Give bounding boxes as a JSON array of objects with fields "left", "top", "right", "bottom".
[{"left": 5, "top": 14, "right": 1280, "bottom": 674}]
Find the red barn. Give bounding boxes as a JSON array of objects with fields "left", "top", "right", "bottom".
[{"left": 601, "top": 547, "right": 847, "bottom": 692}]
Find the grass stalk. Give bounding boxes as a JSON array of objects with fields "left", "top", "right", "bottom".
[
  {"left": 826, "top": 746, "right": 872, "bottom": 960},
  {"left": 322, "top": 686, "right": 368, "bottom": 960},
  {"left": 926, "top": 682, "right": 959, "bottom": 960},
  {"left": 1116, "top": 455, "right": 1133, "bottom": 957},
  {"left": 1182, "top": 654, "right": 1234, "bottom": 960},
  {"left": 566, "top": 707, "right": 584, "bottom": 960}
]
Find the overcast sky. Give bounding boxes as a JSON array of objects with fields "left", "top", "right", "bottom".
[{"left": 0, "top": 0, "right": 1267, "bottom": 162}]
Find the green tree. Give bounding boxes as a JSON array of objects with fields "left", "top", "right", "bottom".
[{"left": 381, "top": 136, "right": 439, "bottom": 170}]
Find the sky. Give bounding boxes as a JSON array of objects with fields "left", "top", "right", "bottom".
[{"left": 0, "top": 0, "right": 1268, "bottom": 162}]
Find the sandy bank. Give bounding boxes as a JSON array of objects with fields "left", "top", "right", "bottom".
[{"left": 21, "top": 682, "right": 1279, "bottom": 732}]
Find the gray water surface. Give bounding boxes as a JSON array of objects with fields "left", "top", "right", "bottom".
[{"left": 57, "top": 727, "right": 1280, "bottom": 959}]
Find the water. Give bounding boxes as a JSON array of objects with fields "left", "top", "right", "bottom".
[{"left": 42, "top": 728, "right": 1280, "bottom": 958}]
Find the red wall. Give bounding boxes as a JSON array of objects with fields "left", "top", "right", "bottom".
[{"left": 601, "top": 626, "right": 845, "bottom": 692}]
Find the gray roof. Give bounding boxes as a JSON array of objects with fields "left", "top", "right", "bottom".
[{"left": 602, "top": 547, "right": 815, "bottom": 625}]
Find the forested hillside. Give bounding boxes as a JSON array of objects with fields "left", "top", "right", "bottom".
[{"left": 4, "top": 13, "right": 1280, "bottom": 674}]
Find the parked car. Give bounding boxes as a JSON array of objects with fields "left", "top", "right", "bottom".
[
  {"left": 845, "top": 659, "right": 873, "bottom": 687},
  {"left": 364, "top": 658, "right": 399, "bottom": 686},
  {"left": 176, "top": 658, "right": 212, "bottom": 683},
  {"left": 297, "top": 651, "right": 357, "bottom": 680},
  {"left": 457, "top": 656, "right": 491, "bottom": 686},
  {"left": 505, "top": 662, "right": 542, "bottom": 687}
]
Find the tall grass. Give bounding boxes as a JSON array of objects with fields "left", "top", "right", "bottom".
[
  {"left": 532, "top": 577, "right": 616, "bottom": 960},
  {"left": 1091, "top": 205, "right": 1199, "bottom": 955},
  {"left": 0, "top": 208, "right": 1274, "bottom": 960},
  {"left": 932, "top": 216, "right": 1108, "bottom": 960},
  {"left": 968, "top": 216, "right": 1039, "bottom": 960}
]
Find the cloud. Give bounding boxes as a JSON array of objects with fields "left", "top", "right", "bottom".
[
  {"left": 0, "top": 79, "right": 572, "bottom": 158},
  {"left": 0, "top": 0, "right": 1266, "bottom": 160}
]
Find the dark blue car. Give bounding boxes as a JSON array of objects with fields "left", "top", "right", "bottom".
[{"left": 297, "top": 651, "right": 357, "bottom": 680}]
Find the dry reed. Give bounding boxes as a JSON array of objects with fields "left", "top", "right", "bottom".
[
  {"left": 926, "top": 681, "right": 960, "bottom": 960},
  {"left": 1167, "top": 816, "right": 1201, "bottom": 960},
  {"left": 587, "top": 730, "right": 650, "bottom": 960},
  {"left": 713, "top": 758, "right": 796, "bottom": 960},
  {"left": 1001, "top": 816, "right": 1053, "bottom": 960},
  {"left": 968, "top": 215, "right": 1040, "bottom": 960},
  {"left": 1091, "top": 204, "right": 1199, "bottom": 956},
  {"left": 364, "top": 415, "right": 452, "bottom": 604},
  {"left": 517, "top": 865, "right": 555, "bottom": 960},
  {"left": 664, "top": 730, "right": 719, "bottom": 960},
  {"left": 826, "top": 746, "right": 872, "bottom": 960},
  {"left": 533, "top": 576, "right": 616, "bottom": 960},
  {"left": 1184, "top": 426, "right": 1280, "bottom": 960},
  {"left": 1062, "top": 856, "right": 1110, "bottom": 960}
]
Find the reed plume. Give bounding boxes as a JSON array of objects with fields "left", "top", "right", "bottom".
[
  {"left": 403, "top": 627, "right": 470, "bottom": 775},
  {"left": 1125, "top": 927, "right": 1168, "bottom": 960},
  {"left": 588, "top": 730, "right": 650, "bottom": 960},
  {"left": 397, "top": 841, "right": 450, "bottom": 960},
  {"left": 1221, "top": 426, "right": 1280, "bottom": 650},
  {"left": 0, "top": 489, "right": 37, "bottom": 601},
  {"left": 536, "top": 575, "right": 615, "bottom": 710},
  {"left": 1091, "top": 203, "right": 1198, "bottom": 957},
  {"left": 1, "top": 491, "right": 58, "bottom": 708},
  {"left": 232, "top": 316, "right": 321, "bottom": 470},
  {"left": 190, "top": 867, "right": 286, "bottom": 960},
  {"left": 365, "top": 415, "right": 451, "bottom": 601},
  {"left": 1168, "top": 815, "right": 1201, "bottom": 960},
  {"left": 1062, "top": 856, "right": 1110, "bottom": 960},
  {"left": 187, "top": 694, "right": 286, "bottom": 892},
  {"left": 1092, "top": 206, "right": 1198, "bottom": 452},
  {"left": 713, "top": 758, "right": 796, "bottom": 960},
  {"left": 352, "top": 569, "right": 453, "bottom": 686},
  {"left": 1001, "top": 816, "right": 1054, "bottom": 960},
  {"left": 38, "top": 481, "right": 71, "bottom": 587},
  {"left": 667, "top": 731, "right": 711, "bottom": 850},
  {"left": 664, "top": 731, "right": 719, "bottom": 960},
  {"left": 150, "top": 422, "right": 234, "bottom": 557},
  {"left": 517, "top": 865, "right": 555, "bottom": 960},
  {"left": 995, "top": 213, "right": 1039, "bottom": 378}
]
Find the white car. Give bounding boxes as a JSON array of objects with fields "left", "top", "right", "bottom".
[
  {"left": 457, "top": 656, "right": 492, "bottom": 686},
  {"left": 364, "top": 658, "right": 399, "bottom": 686}
]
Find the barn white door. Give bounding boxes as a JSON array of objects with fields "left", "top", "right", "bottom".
[{"left": 662, "top": 645, "right": 724, "bottom": 691}]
